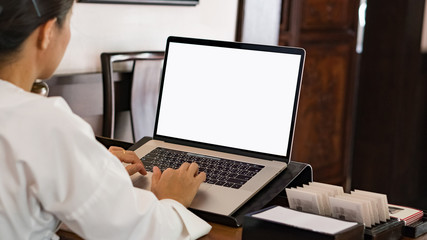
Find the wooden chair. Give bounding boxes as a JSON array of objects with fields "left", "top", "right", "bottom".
[{"left": 101, "top": 51, "right": 164, "bottom": 142}]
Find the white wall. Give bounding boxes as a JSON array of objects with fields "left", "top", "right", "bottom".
[{"left": 56, "top": 0, "right": 239, "bottom": 74}]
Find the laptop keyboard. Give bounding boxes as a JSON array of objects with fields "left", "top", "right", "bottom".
[{"left": 141, "top": 147, "right": 265, "bottom": 189}]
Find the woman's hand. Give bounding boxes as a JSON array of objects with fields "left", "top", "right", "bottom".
[
  {"left": 151, "top": 162, "right": 206, "bottom": 207},
  {"left": 109, "top": 146, "right": 147, "bottom": 176}
]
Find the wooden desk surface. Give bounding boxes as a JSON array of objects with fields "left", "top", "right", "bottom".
[
  {"left": 200, "top": 223, "right": 427, "bottom": 240},
  {"left": 201, "top": 208, "right": 427, "bottom": 240},
  {"left": 58, "top": 221, "right": 427, "bottom": 240},
  {"left": 57, "top": 222, "right": 241, "bottom": 240},
  {"left": 200, "top": 223, "right": 242, "bottom": 240}
]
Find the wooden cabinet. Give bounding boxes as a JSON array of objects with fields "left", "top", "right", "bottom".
[
  {"left": 300, "top": 0, "right": 354, "bottom": 30},
  {"left": 279, "top": 0, "right": 360, "bottom": 187}
]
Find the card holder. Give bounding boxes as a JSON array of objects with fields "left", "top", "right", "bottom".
[
  {"left": 401, "top": 210, "right": 427, "bottom": 238},
  {"left": 280, "top": 196, "right": 405, "bottom": 240},
  {"left": 242, "top": 206, "right": 365, "bottom": 240}
]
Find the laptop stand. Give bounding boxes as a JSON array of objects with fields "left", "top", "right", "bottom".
[{"left": 129, "top": 137, "right": 313, "bottom": 227}]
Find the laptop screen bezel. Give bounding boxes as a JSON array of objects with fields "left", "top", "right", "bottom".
[{"left": 152, "top": 36, "right": 305, "bottom": 163}]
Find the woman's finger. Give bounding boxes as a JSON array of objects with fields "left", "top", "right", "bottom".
[
  {"left": 188, "top": 162, "right": 199, "bottom": 176},
  {"left": 126, "top": 163, "right": 144, "bottom": 176},
  {"left": 151, "top": 166, "right": 162, "bottom": 190},
  {"left": 178, "top": 162, "right": 191, "bottom": 171},
  {"left": 108, "top": 146, "right": 124, "bottom": 152},
  {"left": 118, "top": 151, "right": 139, "bottom": 164}
]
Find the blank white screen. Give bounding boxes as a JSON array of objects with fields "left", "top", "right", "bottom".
[{"left": 156, "top": 42, "right": 301, "bottom": 157}]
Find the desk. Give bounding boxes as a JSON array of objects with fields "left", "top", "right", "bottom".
[
  {"left": 200, "top": 223, "right": 427, "bottom": 240},
  {"left": 57, "top": 223, "right": 240, "bottom": 240},
  {"left": 200, "top": 223, "right": 242, "bottom": 240},
  {"left": 57, "top": 223, "right": 242, "bottom": 240},
  {"left": 58, "top": 222, "right": 427, "bottom": 240}
]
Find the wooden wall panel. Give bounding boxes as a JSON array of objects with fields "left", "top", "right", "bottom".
[
  {"left": 301, "top": 0, "right": 353, "bottom": 30},
  {"left": 292, "top": 43, "right": 352, "bottom": 185},
  {"left": 279, "top": 0, "right": 359, "bottom": 187}
]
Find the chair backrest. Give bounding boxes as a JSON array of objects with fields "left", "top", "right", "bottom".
[{"left": 101, "top": 51, "right": 165, "bottom": 142}]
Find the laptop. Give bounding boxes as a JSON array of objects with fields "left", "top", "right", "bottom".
[{"left": 131, "top": 36, "right": 305, "bottom": 216}]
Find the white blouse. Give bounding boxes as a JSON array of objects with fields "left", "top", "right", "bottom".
[{"left": 0, "top": 80, "right": 211, "bottom": 240}]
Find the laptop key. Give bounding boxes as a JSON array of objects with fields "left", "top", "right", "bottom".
[
  {"left": 227, "top": 178, "right": 246, "bottom": 185},
  {"left": 236, "top": 175, "right": 251, "bottom": 181},
  {"left": 228, "top": 173, "right": 238, "bottom": 178},
  {"left": 248, "top": 167, "right": 263, "bottom": 172},
  {"left": 215, "top": 181, "right": 226, "bottom": 186},
  {"left": 207, "top": 179, "right": 217, "bottom": 184}
]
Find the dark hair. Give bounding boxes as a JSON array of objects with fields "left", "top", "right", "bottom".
[{"left": 0, "top": 0, "right": 74, "bottom": 62}]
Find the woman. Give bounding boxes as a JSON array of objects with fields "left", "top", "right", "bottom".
[{"left": 0, "top": 0, "right": 210, "bottom": 239}]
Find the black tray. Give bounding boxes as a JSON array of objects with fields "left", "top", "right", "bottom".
[{"left": 364, "top": 218, "right": 404, "bottom": 240}]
